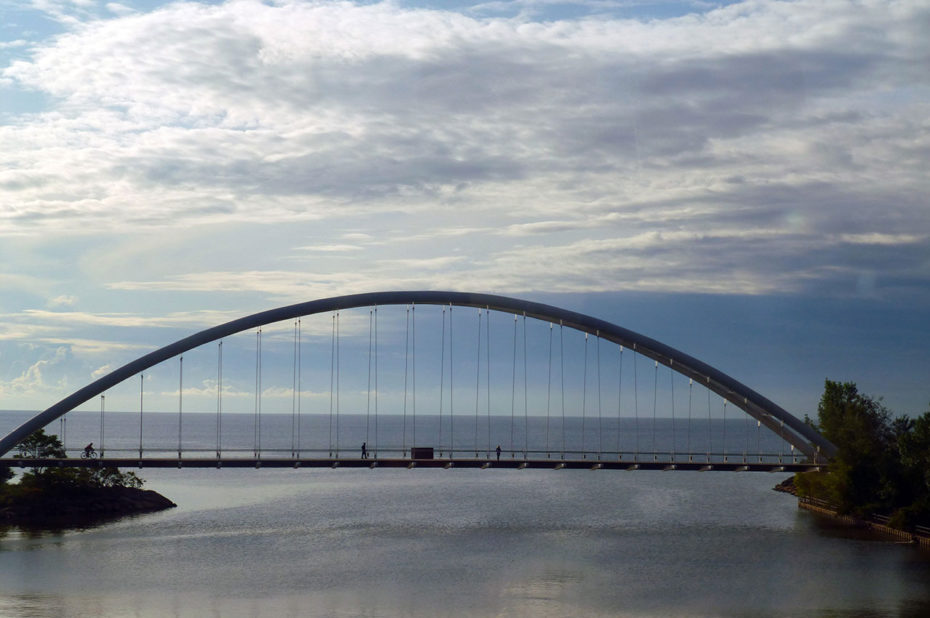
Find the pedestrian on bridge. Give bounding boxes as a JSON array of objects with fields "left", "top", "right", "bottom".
[
  {"left": 361, "top": 442, "right": 368, "bottom": 459},
  {"left": 496, "top": 445, "right": 501, "bottom": 461}
]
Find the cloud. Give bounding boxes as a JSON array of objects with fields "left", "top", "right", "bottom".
[
  {"left": 0, "top": 0, "right": 927, "bottom": 305},
  {"left": 47, "top": 294, "right": 78, "bottom": 307},
  {"left": 0, "top": 346, "right": 70, "bottom": 397}
]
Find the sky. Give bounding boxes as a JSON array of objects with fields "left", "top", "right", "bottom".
[{"left": 0, "top": 0, "right": 928, "bottom": 422}]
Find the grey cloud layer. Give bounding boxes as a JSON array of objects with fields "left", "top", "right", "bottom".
[{"left": 1, "top": 0, "right": 928, "bottom": 297}]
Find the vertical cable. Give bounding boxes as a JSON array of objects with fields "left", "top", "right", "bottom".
[
  {"left": 560, "top": 321, "right": 565, "bottom": 458},
  {"left": 403, "top": 305, "right": 409, "bottom": 457},
  {"left": 706, "top": 380, "right": 712, "bottom": 463},
  {"left": 439, "top": 306, "right": 446, "bottom": 456},
  {"left": 336, "top": 312, "right": 340, "bottom": 458},
  {"left": 100, "top": 394, "right": 105, "bottom": 459},
  {"left": 329, "top": 314, "right": 335, "bottom": 457},
  {"left": 139, "top": 374, "right": 144, "bottom": 459},
  {"left": 617, "top": 346, "right": 623, "bottom": 460},
  {"left": 669, "top": 365, "right": 675, "bottom": 462},
  {"left": 649, "top": 360, "right": 658, "bottom": 460},
  {"left": 367, "top": 308, "right": 373, "bottom": 453},
  {"left": 486, "top": 307, "right": 491, "bottom": 458},
  {"left": 687, "top": 378, "right": 694, "bottom": 461},
  {"left": 374, "top": 307, "right": 379, "bottom": 458},
  {"left": 546, "top": 323, "right": 553, "bottom": 458},
  {"left": 449, "top": 305, "right": 454, "bottom": 459},
  {"left": 757, "top": 418, "right": 762, "bottom": 463},
  {"left": 744, "top": 401, "right": 750, "bottom": 463},
  {"left": 297, "top": 321, "right": 302, "bottom": 458},
  {"left": 474, "top": 308, "right": 481, "bottom": 457},
  {"left": 510, "top": 314, "right": 517, "bottom": 457},
  {"left": 254, "top": 329, "right": 262, "bottom": 458},
  {"left": 217, "top": 341, "right": 223, "bottom": 459},
  {"left": 290, "top": 321, "right": 297, "bottom": 457},
  {"left": 291, "top": 320, "right": 298, "bottom": 458},
  {"left": 596, "top": 333, "right": 602, "bottom": 460},
  {"left": 413, "top": 304, "right": 417, "bottom": 452},
  {"left": 178, "top": 356, "right": 183, "bottom": 459},
  {"left": 582, "top": 333, "right": 588, "bottom": 459},
  {"left": 723, "top": 398, "right": 728, "bottom": 462},
  {"left": 633, "top": 348, "right": 639, "bottom": 459},
  {"left": 522, "top": 313, "right": 528, "bottom": 460}
]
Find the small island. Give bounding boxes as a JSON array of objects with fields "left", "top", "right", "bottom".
[{"left": 0, "top": 429, "right": 175, "bottom": 529}]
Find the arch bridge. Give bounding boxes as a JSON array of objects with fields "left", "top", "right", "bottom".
[{"left": 0, "top": 291, "right": 835, "bottom": 471}]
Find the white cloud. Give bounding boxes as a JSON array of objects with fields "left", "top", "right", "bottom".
[{"left": 47, "top": 294, "right": 78, "bottom": 307}]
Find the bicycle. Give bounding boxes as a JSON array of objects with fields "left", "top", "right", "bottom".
[{"left": 81, "top": 449, "right": 98, "bottom": 459}]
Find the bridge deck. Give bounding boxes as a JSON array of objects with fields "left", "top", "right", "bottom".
[{"left": 1, "top": 458, "right": 823, "bottom": 472}]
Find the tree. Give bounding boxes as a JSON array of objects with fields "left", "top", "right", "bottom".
[
  {"left": 14, "top": 428, "right": 66, "bottom": 481},
  {"left": 796, "top": 381, "right": 930, "bottom": 528},
  {"left": 802, "top": 380, "right": 899, "bottom": 515},
  {"left": 15, "top": 428, "right": 66, "bottom": 459},
  {"left": 11, "top": 428, "right": 144, "bottom": 491}
]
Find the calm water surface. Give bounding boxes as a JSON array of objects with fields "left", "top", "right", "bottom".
[{"left": 1, "top": 412, "right": 929, "bottom": 616}]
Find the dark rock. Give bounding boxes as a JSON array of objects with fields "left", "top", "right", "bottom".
[{"left": 773, "top": 475, "right": 797, "bottom": 496}]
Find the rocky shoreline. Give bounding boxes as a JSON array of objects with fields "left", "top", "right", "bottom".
[{"left": 0, "top": 486, "right": 176, "bottom": 529}]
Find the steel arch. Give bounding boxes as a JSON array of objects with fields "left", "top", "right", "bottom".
[{"left": 0, "top": 291, "right": 836, "bottom": 460}]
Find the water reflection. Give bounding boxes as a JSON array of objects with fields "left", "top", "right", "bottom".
[{"left": 0, "top": 469, "right": 928, "bottom": 617}]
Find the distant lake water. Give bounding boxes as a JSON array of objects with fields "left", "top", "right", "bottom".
[{"left": 1, "top": 410, "right": 929, "bottom": 617}]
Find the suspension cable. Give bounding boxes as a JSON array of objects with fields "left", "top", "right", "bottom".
[
  {"left": 670, "top": 364, "right": 675, "bottom": 462},
  {"left": 546, "top": 322, "right": 553, "bottom": 458},
  {"left": 336, "top": 312, "right": 340, "bottom": 458},
  {"left": 723, "top": 398, "right": 728, "bottom": 462},
  {"left": 596, "top": 332, "right": 602, "bottom": 460},
  {"left": 617, "top": 346, "right": 623, "bottom": 460},
  {"left": 582, "top": 332, "right": 588, "bottom": 459},
  {"left": 560, "top": 322, "right": 565, "bottom": 458},
  {"left": 686, "top": 378, "right": 694, "bottom": 461},
  {"left": 510, "top": 313, "right": 517, "bottom": 457},
  {"left": 633, "top": 347, "right": 639, "bottom": 459},
  {"left": 757, "top": 417, "right": 762, "bottom": 463},
  {"left": 474, "top": 308, "right": 481, "bottom": 458},
  {"left": 744, "top": 398, "right": 751, "bottom": 463},
  {"left": 217, "top": 341, "right": 222, "bottom": 459},
  {"left": 297, "top": 320, "right": 302, "bottom": 457},
  {"left": 139, "top": 373, "right": 144, "bottom": 459},
  {"left": 367, "top": 308, "right": 373, "bottom": 454},
  {"left": 522, "top": 312, "right": 528, "bottom": 460},
  {"left": 374, "top": 307, "right": 379, "bottom": 458},
  {"left": 329, "top": 314, "right": 335, "bottom": 457},
  {"left": 486, "top": 307, "right": 491, "bottom": 458},
  {"left": 448, "top": 308, "right": 455, "bottom": 457},
  {"left": 413, "top": 303, "right": 417, "bottom": 452},
  {"left": 254, "top": 329, "right": 262, "bottom": 458},
  {"left": 292, "top": 320, "right": 298, "bottom": 458},
  {"left": 100, "top": 393, "right": 105, "bottom": 458},
  {"left": 178, "top": 355, "right": 183, "bottom": 459},
  {"left": 706, "top": 380, "right": 712, "bottom": 463},
  {"left": 403, "top": 305, "right": 409, "bottom": 457},
  {"left": 651, "top": 360, "right": 658, "bottom": 461},
  {"left": 439, "top": 306, "right": 446, "bottom": 456}
]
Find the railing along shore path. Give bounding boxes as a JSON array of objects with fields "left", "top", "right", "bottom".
[{"left": 799, "top": 496, "right": 930, "bottom": 549}]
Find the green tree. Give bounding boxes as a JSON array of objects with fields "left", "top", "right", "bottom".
[
  {"left": 15, "top": 428, "right": 66, "bottom": 459},
  {"left": 12, "top": 428, "right": 144, "bottom": 490},
  {"left": 14, "top": 428, "right": 66, "bottom": 481},
  {"left": 805, "top": 380, "right": 900, "bottom": 515}
]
